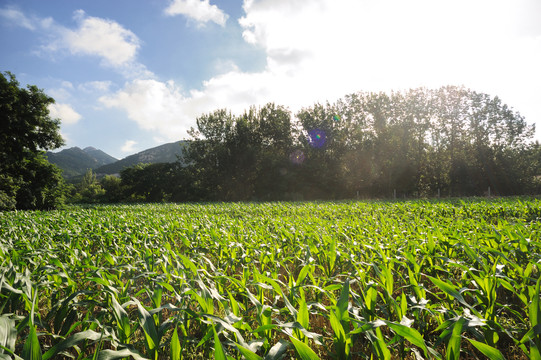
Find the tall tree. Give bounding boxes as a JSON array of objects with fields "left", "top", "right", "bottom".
[{"left": 0, "top": 71, "right": 66, "bottom": 210}]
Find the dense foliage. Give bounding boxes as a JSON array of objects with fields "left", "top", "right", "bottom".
[
  {"left": 1, "top": 199, "right": 541, "bottom": 359},
  {"left": 91, "top": 86, "right": 539, "bottom": 203},
  {"left": 0, "top": 72, "right": 66, "bottom": 210}
]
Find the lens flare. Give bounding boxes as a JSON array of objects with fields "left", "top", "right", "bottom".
[
  {"left": 289, "top": 149, "right": 305, "bottom": 165},
  {"left": 308, "top": 129, "right": 326, "bottom": 148}
]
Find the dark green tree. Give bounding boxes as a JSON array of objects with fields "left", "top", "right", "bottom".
[
  {"left": 74, "top": 169, "right": 105, "bottom": 203},
  {"left": 0, "top": 71, "right": 66, "bottom": 210},
  {"left": 186, "top": 103, "right": 294, "bottom": 201},
  {"left": 120, "top": 163, "right": 177, "bottom": 202},
  {"left": 100, "top": 175, "right": 124, "bottom": 203}
]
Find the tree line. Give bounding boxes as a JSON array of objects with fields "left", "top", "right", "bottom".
[
  {"left": 79, "top": 86, "right": 541, "bottom": 203},
  {"left": 2, "top": 69, "right": 540, "bottom": 210}
]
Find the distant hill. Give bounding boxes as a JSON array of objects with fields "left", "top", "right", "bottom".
[
  {"left": 94, "top": 141, "right": 187, "bottom": 176},
  {"left": 46, "top": 147, "right": 118, "bottom": 178}
]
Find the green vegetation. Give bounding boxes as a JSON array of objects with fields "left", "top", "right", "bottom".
[
  {"left": 80, "top": 87, "right": 541, "bottom": 204},
  {"left": 0, "top": 71, "right": 66, "bottom": 210},
  {"left": 182, "top": 87, "right": 540, "bottom": 201},
  {"left": 1, "top": 198, "right": 540, "bottom": 359}
]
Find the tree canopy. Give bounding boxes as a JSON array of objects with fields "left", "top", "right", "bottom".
[
  {"left": 68, "top": 85, "right": 540, "bottom": 204},
  {"left": 0, "top": 71, "right": 66, "bottom": 210},
  {"left": 179, "top": 86, "right": 537, "bottom": 201}
]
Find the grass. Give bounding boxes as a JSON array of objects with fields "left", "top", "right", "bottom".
[{"left": 1, "top": 198, "right": 540, "bottom": 359}]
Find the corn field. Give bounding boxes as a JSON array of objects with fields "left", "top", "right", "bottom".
[{"left": 1, "top": 198, "right": 541, "bottom": 359}]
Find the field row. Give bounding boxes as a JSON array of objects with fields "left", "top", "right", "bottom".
[{"left": 1, "top": 199, "right": 541, "bottom": 359}]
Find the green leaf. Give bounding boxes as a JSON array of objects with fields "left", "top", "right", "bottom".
[
  {"left": 329, "top": 311, "right": 349, "bottom": 359},
  {"left": 43, "top": 330, "right": 102, "bottom": 360},
  {"left": 235, "top": 344, "right": 262, "bottom": 360},
  {"left": 111, "top": 295, "right": 131, "bottom": 341},
  {"left": 179, "top": 254, "right": 198, "bottom": 276},
  {"left": 428, "top": 276, "right": 471, "bottom": 310},
  {"left": 296, "top": 264, "right": 311, "bottom": 286},
  {"left": 21, "top": 323, "right": 41, "bottom": 360},
  {"left": 213, "top": 326, "right": 228, "bottom": 360},
  {"left": 336, "top": 279, "right": 349, "bottom": 322},
  {"left": 371, "top": 327, "right": 390, "bottom": 360},
  {"left": 467, "top": 339, "right": 506, "bottom": 360},
  {"left": 265, "top": 340, "right": 290, "bottom": 360},
  {"left": 171, "top": 326, "right": 181, "bottom": 360},
  {"left": 530, "top": 277, "right": 541, "bottom": 328},
  {"left": 297, "top": 297, "right": 309, "bottom": 330},
  {"left": 446, "top": 318, "right": 465, "bottom": 360},
  {"left": 385, "top": 321, "right": 428, "bottom": 357},
  {"left": 133, "top": 298, "right": 159, "bottom": 357},
  {"left": 530, "top": 276, "right": 541, "bottom": 359},
  {"left": 97, "top": 346, "right": 150, "bottom": 360},
  {"left": 0, "top": 316, "right": 16, "bottom": 355},
  {"left": 289, "top": 336, "right": 320, "bottom": 360}
]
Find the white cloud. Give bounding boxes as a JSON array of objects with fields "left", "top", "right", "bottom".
[
  {"left": 121, "top": 140, "right": 138, "bottom": 153},
  {"left": 0, "top": 6, "right": 36, "bottom": 30},
  {"left": 100, "top": 79, "right": 191, "bottom": 141},
  {"left": 48, "top": 103, "right": 82, "bottom": 125},
  {"left": 165, "top": 0, "right": 228, "bottom": 26},
  {"left": 57, "top": 10, "right": 149, "bottom": 74},
  {"left": 78, "top": 80, "right": 113, "bottom": 93},
  {"left": 4, "top": 7, "right": 153, "bottom": 79},
  {"left": 102, "top": 0, "right": 541, "bottom": 142}
]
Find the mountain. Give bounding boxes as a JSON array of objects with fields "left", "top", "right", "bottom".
[
  {"left": 82, "top": 146, "right": 117, "bottom": 165},
  {"left": 94, "top": 141, "right": 187, "bottom": 176},
  {"left": 46, "top": 147, "right": 118, "bottom": 178}
]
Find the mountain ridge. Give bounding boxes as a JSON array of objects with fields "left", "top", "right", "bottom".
[
  {"left": 94, "top": 141, "right": 187, "bottom": 175},
  {"left": 46, "top": 147, "right": 118, "bottom": 178},
  {"left": 46, "top": 141, "right": 187, "bottom": 179}
]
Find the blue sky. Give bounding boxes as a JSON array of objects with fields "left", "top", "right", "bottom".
[{"left": 1, "top": 0, "right": 540, "bottom": 159}]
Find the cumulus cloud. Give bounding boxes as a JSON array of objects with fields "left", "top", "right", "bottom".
[
  {"left": 64, "top": 10, "right": 139, "bottom": 66},
  {"left": 48, "top": 103, "right": 82, "bottom": 125},
  {"left": 1, "top": 6, "right": 152, "bottom": 79},
  {"left": 235, "top": 0, "right": 541, "bottom": 104},
  {"left": 102, "top": 0, "right": 541, "bottom": 142},
  {"left": 165, "top": 0, "right": 228, "bottom": 26},
  {"left": 121, "top": 140, "right": 138, "bottom": 153},
  {"left": 100, "top": 80, "right": 191, "bottom": 141},
  {"left": 48, "top": 10, "right": 153, "bottom": 78}
]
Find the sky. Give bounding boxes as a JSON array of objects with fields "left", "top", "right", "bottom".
[{"left": 1, "top": 0, "right": 540, "bottom": 159}]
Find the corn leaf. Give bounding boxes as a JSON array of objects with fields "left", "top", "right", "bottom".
[
  {"left": 467, "top": 339, "right": 506, "bottom": 360},
  {"left": 213, "top": 326, "right": 228, "bottom": 360},
  {"left": 236, "top": 344, "right": 262, "bottom": 360},
  {"left": 446, "top": 318, "right": 465, "bottom": 360},
  {"left": 385, "top": 321, "right": 428, "bottom": 357},
  {"left": 97, "top": 346, "right": 149, "bottom": 360},
  {"left": 0, "top": 316, "right": 16, "bottom": 355},
  {"left": 289, "top": 336, "right": 320, "bottom": 360},
  {"left": 43, "top": 330, "right": 102, "bottom": 360},
  {"left": 171, "top": 326, "right": 181, "bottom": 360},
  {"left": 21, "top": 323, "right": 41, "bottom": 360}
]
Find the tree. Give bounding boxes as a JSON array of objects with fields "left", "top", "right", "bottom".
[
  {"left": 74, "top": 169, "right": 105, "bottom": 203},
  {"left": 0, "top": 71, "right": 66, "bottom": 210},
  {"left": 100, "top": 175, "right": 124, "bottom": 203},
  {"left": 120, "top": 163, "right": 178, "bottom": 202},
  {"left": 186, "top": 104, "right": 294, "bottom": 201}
]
